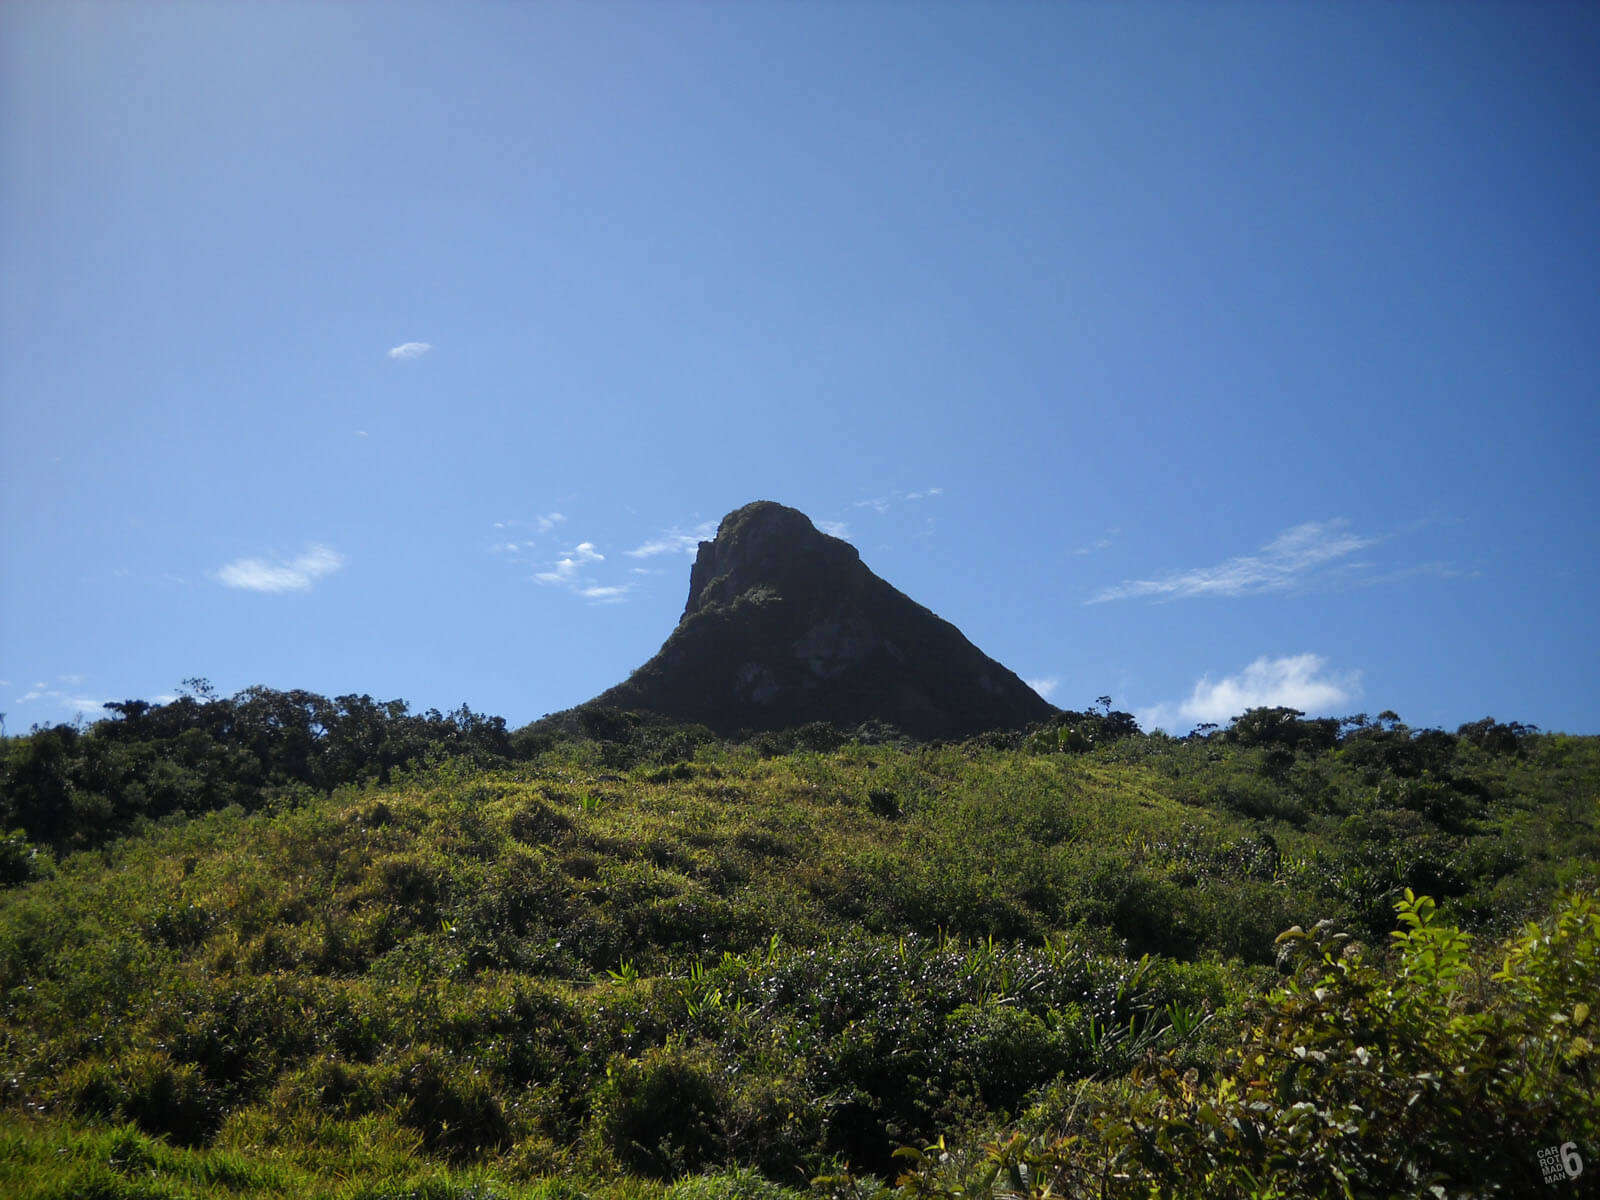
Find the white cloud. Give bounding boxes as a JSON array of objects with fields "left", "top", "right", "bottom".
[
  {"left": 1074, "top": 528, "right": 1120, "bottom": 556},
  {"left": 215, "top": 545, "right": 345, "bottom": 593},
  {"left": 1137, "top": 653, "right": 1360, "bottom": 732},
  {"left": 626, "top": 522, "right": 716, "bottom": 558},
  {"left": 578, "top": 584, "right": 632, "bottom": 603},
  {"left": 387, "top": 341, "right": 432, "bottom": 360},
  {"left": 12, "top": 686, "right": 109, "bottom": 716},
  {"left": 533, "top": 542, "right": 627, "bottom": 603},
  {"left": 1025, "top": 676, "right": 1059, "bottom": 700},
  {"left": 817, "top": 520, "right": 851, "bottom": 539},
  {"left": 1089, "top": 520, "right": 1375, "bottom": 603},
  {"left": 854, "top": 487, "right": 944, "bottom": 515},
  {"left": 494, "top": 512, "right": 566, "bottom": 539}
]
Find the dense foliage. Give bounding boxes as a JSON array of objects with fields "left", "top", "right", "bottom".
[
  {"left": 0, "top": 696, "right": 1594, "bottom": 1198},
  {"left": 1, "top": 683, "right": 512, "bottom": 853}
]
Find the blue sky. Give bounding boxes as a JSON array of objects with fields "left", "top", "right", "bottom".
[{"left": 3, "top": 2, "right": 1597, "bottom": 735}]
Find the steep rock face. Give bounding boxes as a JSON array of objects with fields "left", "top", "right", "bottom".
[{"left": 588, "top": 501, "right": 1055, "bottom": 738}]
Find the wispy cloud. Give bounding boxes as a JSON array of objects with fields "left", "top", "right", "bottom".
[
  {"left": 1350, "top": 561, "right": 1475, "bottom": 588},
  {"left": 626, "top": 521, "right": 716, "bottom": 558},
  {"left": 1137, "top": 653, "right": 1360, "bottom": 732},
  {"left": 1074, "top": 528, "right": 1120, "bottom": 556},
  {"left": 854, "top": 487, "right": 944, "bottom": 515},
  {"left": 14, "top": 686, "right": 109, "bottom": 716},
  {"left": 215, "top": 545, "right": 345, "bottom": 593},
  {"left": 817, "top": 520, "right": 851, "bottom": 539},
  {"left": 489, "top": 513, "right": 565, "bottom": 550},
  {"left": 1025, "top": 676, "right": 1060, "bottom": 701},
  {"left": 1089, "top": 520, "right": 1376, "bottom": 604},
  {"left": 535, "top": 541, "right": 604, "bottom": 584},
  {"left": 387, "top": 341, "right": 432, "bottom": 360},
  {"left": 532, "top": 541, "right": 633, "bottom": 603}
]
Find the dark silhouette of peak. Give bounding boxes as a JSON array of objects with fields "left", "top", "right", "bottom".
[{"left": 587, "top": 501, "right": 1055, "bottom": 739}]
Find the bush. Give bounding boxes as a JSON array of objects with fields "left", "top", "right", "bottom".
[
  {"left": 666, "top": 1167, "right": 809, "bottom": 1200},
  {"left": 392, "top": 1048, "right": 511, "bottom": 1160},
  {"left": 63, "top": 1051, "right": 220, "bottom": 1147},
  {"left": 593, "top": 1043, "right": 725, "bottom": 1178},
  {"left": 946, "top": 1002, "right": 1072, "bottom": 1113},
  {"left": 895, "top": 890, "right": 1600, "bottom": 1198},
  {"left": 0, "top": 830, "right": 54, "bottom": 887}
]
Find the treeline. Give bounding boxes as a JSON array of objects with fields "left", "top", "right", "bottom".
[
  {"left": 0, "top": 683, "right": 1542, "bottom": 863},
  {"left": 1, "top": 683, "right": 512, "bottom": 855}
]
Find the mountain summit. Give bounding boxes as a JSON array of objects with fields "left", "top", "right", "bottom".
[{"left": 588, "top": 501, "right": 1055, "bottom": 738}]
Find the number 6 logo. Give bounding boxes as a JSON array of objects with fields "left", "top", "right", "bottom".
[{"left": 1561, "top": 1142, "right": 1584, "bottom": 1179}]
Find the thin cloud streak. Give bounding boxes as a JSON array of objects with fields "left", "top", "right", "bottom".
[
  {"left": 853, "top": 487, "right": 944, "bottom": 515},
  {"left": 387, "top": 341, "right": 432, "bottom": 360},
  {"left": 215, "top": 545, "right": 345, "bottom": 593},
  {"left": 14, "top": 687, "right": 109, "bottom": 716},
  {"left": 1074, "top": 528, "right": 1120, "bottom": 556},
  {"left": 626, "top": 522, "right": 716, "bottom": 558},
  {"left": 1089, "top": 520, "right": 1376, "bottom": 603}
]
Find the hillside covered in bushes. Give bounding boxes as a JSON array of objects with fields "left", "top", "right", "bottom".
[{"left": 0, "top": 695, "right": 1596, "bottom": 1198}]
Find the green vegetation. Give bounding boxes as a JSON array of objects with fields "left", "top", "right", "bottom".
[{"left": 1, "top": 696, "right": 1596, "bottom": 1197}]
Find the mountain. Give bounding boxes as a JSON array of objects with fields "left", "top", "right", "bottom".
[{"left": 586, "top": 500, "right": 1056, "bottom": 738}]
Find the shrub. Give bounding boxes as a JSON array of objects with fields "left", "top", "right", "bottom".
[
  {"left": 722, "top": 1072, "right": 829, "bottom": 1182},
  {"left": 945, "top": 1002, "right": 1072, "bottom": 1113},
  {"left": 1143, "top": 891, "right": 1596, "bottom": 1196},
  {"left": 666, "top": 1167, "right": 809, "bottom": 1200},
  {"left": 0, "top": 830, "right": 54, "bottom": 887},
  {"left": 63, "top": 1051, "right": 220, "bottom": 1147},
  {"left": 392, "top": 1048, "right": 511, "bottom": 1160},
  {"left": 592, "top": 1043, "right": 725, "bottom": 1178}
]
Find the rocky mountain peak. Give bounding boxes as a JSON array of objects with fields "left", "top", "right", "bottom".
[
  {"left": 586, "top": 501, "right": 1055, "bottom": 739},
  {"left": 683, "top": 501, "right": 860, "bottom": 620}
]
